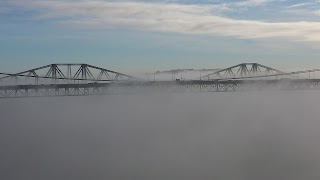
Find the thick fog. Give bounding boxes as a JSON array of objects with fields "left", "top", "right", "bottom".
[{"left": 1, "top": 91, "right": 320, "bottom": 180}]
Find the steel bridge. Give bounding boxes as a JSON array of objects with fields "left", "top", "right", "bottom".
[{"left": 1, "top": 63, "right": 320, "bottom": 98}]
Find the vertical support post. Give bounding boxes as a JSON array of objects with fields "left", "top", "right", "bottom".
[{"left": 67, "top": 64, "right": 72, "bottom": 83}]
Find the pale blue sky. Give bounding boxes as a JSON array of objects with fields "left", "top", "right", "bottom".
[{"left": 1, "top": 0, "right": 320, "bottom": 74}]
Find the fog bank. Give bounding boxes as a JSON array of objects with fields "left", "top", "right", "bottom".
[{"left": 1, "top": 91, "right": 320, "bottom": 180}]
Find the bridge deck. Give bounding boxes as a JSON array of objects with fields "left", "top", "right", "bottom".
[{"left": 1, "top": 79, "right": 320, "bottom": 98}]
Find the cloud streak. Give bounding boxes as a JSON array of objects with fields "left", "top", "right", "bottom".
[
  {"left": 284, "top": 1, "right": 320, "bottom": 18},
  {"left": 9, "top": 0, "right": 320, "bottom": 42}
]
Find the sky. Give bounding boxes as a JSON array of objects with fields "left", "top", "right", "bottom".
[{"left": 1, "top": 0, "right": 320, "bottom": 75}]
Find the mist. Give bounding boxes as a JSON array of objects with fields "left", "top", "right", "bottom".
[{"left": 1, "top": 91, "right": 320, "bottom": 180}]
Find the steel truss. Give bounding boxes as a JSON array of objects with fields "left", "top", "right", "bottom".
[
  {"left": 202, "top": 63, "right": 284, "bottom": 80},
  {"left": 1, "top": 63, "right": 320, "bottom": 98},
  {"left": 0, "top": 64, "right": 137, "bottom": 85}
]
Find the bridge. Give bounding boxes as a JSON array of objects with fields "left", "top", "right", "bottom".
[{"left": 1, "top": 63, "right": 320, "bottom": 98}]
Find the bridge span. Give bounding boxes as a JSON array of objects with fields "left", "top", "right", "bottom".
[
  {"left": 1, "top": 63, "right": 320, "bottom": 98},
  {"left": 1, "top": 79, "right": 320, "bottom": 98}
]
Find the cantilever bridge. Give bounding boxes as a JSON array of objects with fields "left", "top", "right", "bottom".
[{"left": 1, "top": 63, "right": 320, "bottom": 98}]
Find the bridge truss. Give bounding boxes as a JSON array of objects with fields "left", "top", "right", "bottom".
[
  {"left": 201, "top": 63, "right": 284, "bottom": 80},
  {"left": 0, "top": 64, "right": 136, "bottom": 85},
  {"left": 1, "top": 63, "right": 320, "bottom": 98}
]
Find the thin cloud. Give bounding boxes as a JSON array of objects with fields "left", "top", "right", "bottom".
[
  {"left": 9, "top": 0, "right": 320, "bottom": 42},
  {"left": 284, "top": 1, "right": 320, "bottom": 17},
  {"left": 287, "top": 3, "right": 314, "bottom": 8},
  {"left": 234, "top": 0, "right": 282, "bottom": 7},
  {"left": 286, "top": 1, "right": 320, "bottom": 8}
]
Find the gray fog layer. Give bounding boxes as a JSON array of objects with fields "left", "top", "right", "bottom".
[{"left": 1, "top": 91, "right": 320, "bottom": 180}]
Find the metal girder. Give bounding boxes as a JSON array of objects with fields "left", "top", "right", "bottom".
[
  {"left": 208, "top": 68, "right": 320, "bottom": 81},
  {"left": 202, "top": 63, "right": 285, "bottom": 80},
  {"left": 0, "top": 63, "right": 138, "bottom": 86}
]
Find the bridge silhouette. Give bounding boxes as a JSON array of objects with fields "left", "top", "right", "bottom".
[{"left": 1, "top": 63, "right": 320, "bottom": 98}]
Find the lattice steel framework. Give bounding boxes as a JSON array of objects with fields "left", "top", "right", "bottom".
[
  {"left": 1, "top": 63, "right": 320, "bottom": 98},
  {"left": 0, "top": 64, "right": 137, "bottom": 85},
  {"left": 202, "top": 63, "right": 284, "bottom": 80}
]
